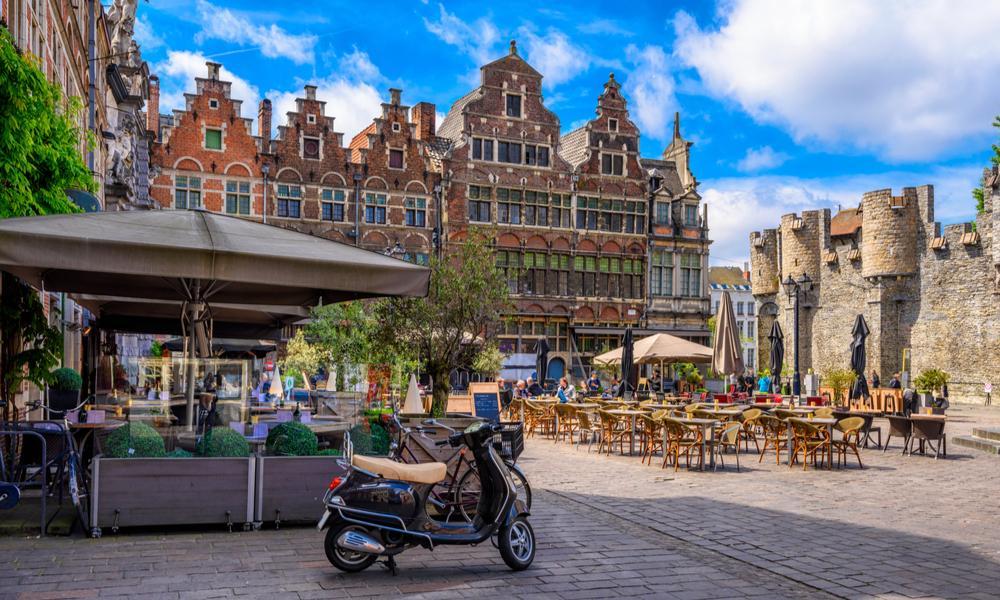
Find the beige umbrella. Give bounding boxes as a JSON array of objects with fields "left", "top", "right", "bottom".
[
  {"left": 593, "top": 333, "right": 712, "bottom": 365},
  {"left": 712, "top": 290, "right": 745, "bottom": 379}
]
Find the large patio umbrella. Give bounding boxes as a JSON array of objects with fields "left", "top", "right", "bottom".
[
  {"left": 0, "top": 210, "right": 430, "bottom": 427},
  {"left": 768, "top": 321, "right": 784, "bottom": 393},
  {"left": 535, "top": 337, "right": 550, "bottom": 383},
  {"left": 593, "top": 333, "right": 712, "bottom": 365},
  {"left": 618, "top": 327, "right": 635, "bottom": 397},
  {"left": 849, "top": 315, "right": 870, "bottom": 401},
  {"left": 711, "top": 290, "right": 744, "bottom": 380}
]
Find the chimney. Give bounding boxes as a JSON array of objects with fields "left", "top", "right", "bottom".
[
  {"left": 206, "top": 61, "right": 221, "bottom": 80},
  {"left": 389, "top": 88, "right": 402, "bottom": 106},
  {"left": 258, "top": 99, "right": 272, "bottom": 144},
  {"left": 412, "top": 102, "right": 436, "bottom": 141},
  {"left": 147, "top": 75, "right": 160, "bottom": 135},
  {"left": 743, "top": 262, "right": 751, "bottom": 283},
  {"left": 304, "top": 85, "right": 317, "bottom": 101}
]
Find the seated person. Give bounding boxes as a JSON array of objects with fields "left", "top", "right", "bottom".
[
  {"left": 556, "top": 377, "right": 577, "bottom": 403},
  {"left": 603, "top": 377, "right": 621, "bottom": 399},
  {"left": 254, "top": 374, "right": 271, "bottom": 404},
  {"left": 513, "top": 380, "right": 529, "bottom": 399},
  {"left": 587, "top": 372, "right": 602, "bottom": 394},
  {"left": 526, "top": 376, "right": 545, "bottom": 397},
  {"left": 888, "top": 373, "right": 902, "bottom": 389}
]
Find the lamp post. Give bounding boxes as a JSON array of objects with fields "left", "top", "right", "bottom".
[
  {"left": 261, "top": 164, "right": 270, "bottom": 224},
  {"left": 783, "top": 272, "right": 813, "bottom": 397}
]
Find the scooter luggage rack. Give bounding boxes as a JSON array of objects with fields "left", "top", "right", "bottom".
[{"left": 333, "top": 504, "right": 434, "bottom": 549}]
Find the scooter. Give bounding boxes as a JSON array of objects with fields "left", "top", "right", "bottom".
[{"left": 317, "top": 420, "right": 535, "bottom": 573}]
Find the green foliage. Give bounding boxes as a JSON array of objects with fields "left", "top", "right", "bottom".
[
  {"left": 972, "top": 115, "right": 1000, "bottom": 214},
  {"left": 265, "top": 421, "right": 319, "bottom": 456},
  {"left": 49, "top": 367, "right": 82, "bottom": 392},
  {"left": 315, "top": 448, "right": 342, "bottom": 456},
  {"left": 369, "top": 231, "right": 512, "bottom": 416},
  {"left": 149, "top": 341, "right": 164, "bottom": 358},
  {"left": 349, "top": 422, "right": 390, "bottom": 456},
  {"left": 472, "top": 342, "right": 506, "bottom": 376},
  {"left": 196, "top": 427, "right": 251, "bottom": 457},
  {"left": 281, "top": 330, "right": 323, "bottom": 382},
  {"left": 1, "top": 273, "right": 64, "bottom": 423},
  {"left": 0, "top": 27, "right": 92, "bottom": 218},
  {"left": 914, "top": 369, "right": 949, "bottom": 394},
  {"left": 105, "top": 422, "right": 167, "bottom": 458},
  {"left": 166, "top": 448, "right": 193, "bottom": 458},
  {"left": 823, "top": 369, "right": 856, "bottom": 405}
]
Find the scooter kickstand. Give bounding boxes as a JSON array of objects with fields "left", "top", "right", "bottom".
[{"left": 383, "top": 555, "right": 398, "bottom": 576}]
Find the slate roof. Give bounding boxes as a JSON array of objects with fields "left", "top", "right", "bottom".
[
  {"left": 641, "top": 158, "right": 684, "bottom": 196},
  {"left": 830, "top": 207, "right": 862, "bottom": 237},
  {"left": 425, "top": 136, "right": 452, "bottom": 173},
  {"left": 437, "top": 88, "right": 481, "bottom": 141},
  {"left": 558, "top": 126, "right": 589, "bottom": 167}
]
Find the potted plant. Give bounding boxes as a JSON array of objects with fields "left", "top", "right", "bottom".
[
  {"left": 823, "top": 369, "right": 856, "bottom": 407},
  {"left": 914, "top": 369, "right": 949, "bottom": 413},
  {"left": 48, "top": 367, "right": 82, "bottom": 414}
]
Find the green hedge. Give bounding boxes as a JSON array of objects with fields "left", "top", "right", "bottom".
[
  {"left": 265, "top": 422, "right": 319, "bottom": 456},
  {"left": 105, "top": 422, "right": 166, "bottom": 458},
  {"left": 196, "top": 427, "right": 251, "bottom": 457},
  {"left": 50, "top": 367, "right": 82, "bottom": 392}
]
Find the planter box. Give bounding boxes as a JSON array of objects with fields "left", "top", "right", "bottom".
[
  {"left": 90, "top": 456, "right": 254, "bottom": 534},
  {"left": 254, "top": 455, "right": 346, "bottom": 525}
]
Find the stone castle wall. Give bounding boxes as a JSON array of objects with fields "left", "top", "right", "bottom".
[{"left": 750, "top": 181, "right": 1000, "bottom": 402}]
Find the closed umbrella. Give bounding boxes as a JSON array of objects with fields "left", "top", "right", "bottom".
[
  {"left": 535, "top": 338, "right": 550, "bottom": 385},
  {"left": 618, "top": 327, "right": 635, "bottom": 398},
  {"left": 768, "top": 321, "right": 784, "bottom": 393},
  {"left": 712, "top": 291, "right": 744, "bottom": 381},
  {"left": 849, "top": 315, "right": 870, "bottom": 401}
]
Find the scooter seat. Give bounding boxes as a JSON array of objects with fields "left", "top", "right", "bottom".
[{"left": 352, "top": 455, "right": 447, "bottom": 485}]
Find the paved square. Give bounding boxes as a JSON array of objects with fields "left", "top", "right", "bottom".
[{"left": 2, "top": 406, "right": 1000, "bottom": 599}]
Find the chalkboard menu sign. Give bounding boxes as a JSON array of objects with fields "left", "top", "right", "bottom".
[{"left": 468, "top": 382, "right": 501, "bottom": 423}]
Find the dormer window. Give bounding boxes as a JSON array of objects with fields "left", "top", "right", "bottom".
[
  {"left": 506, "top": 94, "right": 522, "bottom": 118},
  {"left": 609, "top": 118, "right": 618, "bottom": 132},
  {"left": 306, "top": 113, "right": 316, "bottom": 124},
  {"left": 208, "top": 99, "right": 219, "bottom": 109},
  {"left": 392, "top": 122, "right": 401, "bottom": 132}
]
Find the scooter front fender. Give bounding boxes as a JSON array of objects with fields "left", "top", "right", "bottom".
[{"left": 502, "top": 497, "right": 530, "bottom": 526}]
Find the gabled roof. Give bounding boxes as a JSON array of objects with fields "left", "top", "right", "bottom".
[
  {"left": 640, "top": 158, "right": 684, "bottom": 197},
  {"left": 558, "top": 126, "right": 589, "bottom": 167},
  {"left": 830, "top": 207, "right": 862, "bottom": 237},
  {"left": 349, "top": 123, "right": 376, "bottom": 163},
  {"left": 480, "top": 41, "right": 542, "bottom": 78},
  {"left": 709, "top": 266, "right": 750, "bottom": 287},
  {"left": 437, "top": 87, "right": 481, "bottom": 141},
  {"left": 425, "top": 136, "right": 452, "bottom": 173}
]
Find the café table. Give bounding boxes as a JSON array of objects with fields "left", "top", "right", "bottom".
[
  {"left": 69, "top": 419, "right": 125, "bottom": 466},
  {"left": 832, "top": 409, "right": 882, "bottom": 448},
  {"left": 784, "top": 417, "right": 838, "bottom": 469},
  {"left": 551, "top": 402, "right": 601, "bottom": 437},
  {"left": 668, "top": 417, "right": 718, "bottom": 470},
  {"left": 603, "top": 409, "right": 646, "bottom": 455}
]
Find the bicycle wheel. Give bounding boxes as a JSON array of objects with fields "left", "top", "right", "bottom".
[
  {"left": 455, "top": 467, "right": 481, "bottom": 523},
  {"left": 508, "top": 463, "right": 532, "bottom": 510}
]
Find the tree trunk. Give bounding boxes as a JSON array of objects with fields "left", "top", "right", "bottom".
[{"left": 429, "top": 365, "right": 451, "bottom": 417}]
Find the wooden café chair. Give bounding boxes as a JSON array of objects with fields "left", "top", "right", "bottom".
[
  {"left": 832, "top": 416, "right": 865, "bottom": 469},
  {"left": 660, "top": 417, "right": 703, "bottom": 471},
  {"left": 787, "top": 418, "right": 831, "bottom": 471},
  {"left": 757, "top": 414, "right": 788, "bottom": 464}
]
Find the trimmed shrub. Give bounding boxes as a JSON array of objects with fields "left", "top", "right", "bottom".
[
  {"left": 315, "top": 448, "right": 341, "bottom": 456},
  {"left": 265, "top": 422, "right": 319, "bottom": 456},
  {"left": 166, "top": 448, "right": 193, "bottom": 458},
  {"left": 196, "top": 427, "right": 251, "bottom": 457},
  {"left": 349, "top": 422, "right": 390, "bottom": 456},
  {"left": 50, "top": 367, "right": 82, "bottom": 392},
  {"left": 105, "top": 422, "right": 166, "bottom": 458}
]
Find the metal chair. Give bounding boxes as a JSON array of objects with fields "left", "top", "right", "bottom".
[{"left": 883, "top": 415, "right": 913, "bottom": 454}]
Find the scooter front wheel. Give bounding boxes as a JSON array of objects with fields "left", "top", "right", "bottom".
[
  {"left": 498, "top": 516, "right": 535, "bottom": 571},
  {"left": 324, "top": 523, "right": 378, "bottom": 573}
]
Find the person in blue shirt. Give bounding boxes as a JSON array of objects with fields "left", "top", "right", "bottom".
[
  {"left": 587, "top": 372, "right": 602, "bottom": 394},
  {"left": 758, "top": 373, "right": 772, "bottom": 394}
]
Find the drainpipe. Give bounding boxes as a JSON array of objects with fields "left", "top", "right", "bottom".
[
  {"left": 87, "top": 0, "right": 96, "bottom": 174},
  {"left": 353, "top": 171, "right": 363, "bottom": 246}
]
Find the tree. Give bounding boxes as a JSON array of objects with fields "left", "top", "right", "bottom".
[
  {"left": 0, "top": 25, "right": 93, "bottom": 217},
  {"left": 972, "top": 115, "right": 1000, "bottom": 214},
  {"left": 280, "top": 330, "right": 323, "bottom": 386},
  {"left": 823, "top": 368, "right": 856, "bottom": 406},
  {"left": 371, "top": 231, "right": 511, "bottom": 416},
  {"left": 472, "top": 342, "right": 506, "bottom": 378}
]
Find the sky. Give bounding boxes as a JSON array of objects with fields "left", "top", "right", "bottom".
[{"left": 131, "top": 0, "right": 1000, "bottom": 268}]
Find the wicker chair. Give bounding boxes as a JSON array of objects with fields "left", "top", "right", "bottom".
[
  {"left": 597, "top": 410, "right": 630, "bottom": 455},
  {"left": 740, "top": 408, "right": 763, "bottom": 452},
  {"left": 574, "top": 410, "right": 601, "bottom": 452},
  {"left": 524, "top": 401, "right": 555, "bottom": 438},
  {"left": 660, "top": 417, "right": 703, "bottom": 471},
  {"left": 638, "top": 414, "right": 665, "bottom": 465},
  {"left": 884, "top": 415, "right": 913, "bottom": 454},
  {"left": 707, "top": 422, "right": 744, "bottom": 472},
  {"left": 553, "top": 403, "right": 578, "bottom": 444},
  {"left": 832, "top": 416, "right": 865, "bottom": 468},
  {"left": 813, "top": 407, "right": 835, "bottom": 419},
  {"left": 757, "top": 414, "right": 788, "bottom": 464},
  {"left": 683, "top": 403, "right": 702, "bottom": 414},
  {"left": 787, "top": 418, "right": 831, "bottom": 470}
]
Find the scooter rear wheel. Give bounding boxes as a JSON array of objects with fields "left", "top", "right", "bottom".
[
  {"left": 498, "top": 516, "right": 535, "bottom": 571},
  {"left": 324, "top": 523, "right": 378, "bottom": 572}
]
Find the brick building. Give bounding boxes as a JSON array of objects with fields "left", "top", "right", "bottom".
[{"left": 147, "top": 42, "right": 711, "bottom": 382}]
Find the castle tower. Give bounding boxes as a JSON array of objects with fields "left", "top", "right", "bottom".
[
  {"left": 779, "top": 210, "right": 826, "bottom": 283},
  {"left": 861, "top": 188, "right": 919, "bottom": 279},
  {"left": 750, "top": 229, "right": 780, "bottom": 295}
]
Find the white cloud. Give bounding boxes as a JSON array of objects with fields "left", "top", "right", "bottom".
[
  {"left": 703, "top": 164, "right": 983, "bottom": 267},
  {"left": 736, "top": 146, "right": 789, "bottom": 173},
  {"left": 577, "top": 19, "right": 634, "bottom": 37},
  {"left": 423, "top": 4, "right": 501, "bottom": 83},
  {"left": 193, "top": 0, "right": 316, "bottom": 64},
  {"left": 155, "top": 50, "right": 261, "bottom": 125},
  {"left": 674, "top": 0, "right": 1000, "bottom": 162},
  {"left": 134, "top": 14, "right": 164, "bottom": 51},
  {"left": 268, "top": 49, "right": 385, "bottom": 140},
  {"left": 622, "top": 44, "right": 677, "bottom": 142},
  {"left": 518, "top": 27, "right": 590, "bottom": 88}
]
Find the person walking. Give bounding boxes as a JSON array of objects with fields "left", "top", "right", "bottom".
[{"left": 871, "top": 370, "right": 881, "bottom": 389}]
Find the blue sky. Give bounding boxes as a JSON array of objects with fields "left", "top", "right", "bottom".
[{"left": 132, "top": 0, "right": 1000, "bottom": 267}]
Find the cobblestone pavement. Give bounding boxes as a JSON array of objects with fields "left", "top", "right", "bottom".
[{"left": 2, "top": 405, "right": 1000, "bottom": 599}]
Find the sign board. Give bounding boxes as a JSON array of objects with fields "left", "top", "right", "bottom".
[
  {"left": 264, "top": 359, "right": 274, "bottom": 371},
  {"left": 468, "top": 382, "right": 501, "bottom": 423}
]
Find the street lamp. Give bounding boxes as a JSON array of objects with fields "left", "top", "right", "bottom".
[
  {"left": 384, "top": 241, "right": 404, "bottom": 258},
  {"left": 783, "top": 272, "right": 813, "bottom": 397},
  {"left": 261, "top": 164, "right": 270, "bottom": 224}
]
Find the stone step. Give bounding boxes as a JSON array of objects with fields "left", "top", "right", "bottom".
[
  {"left": 972, "top": 427, "right": 1000, "bottom": 442},
  {"left": 953, "top": 435, "right": 1000, "bottom": 455}
]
